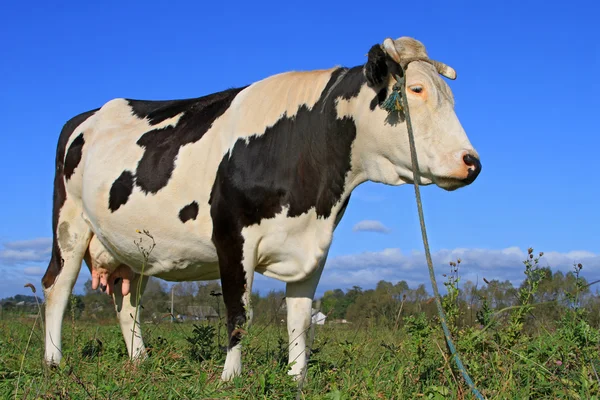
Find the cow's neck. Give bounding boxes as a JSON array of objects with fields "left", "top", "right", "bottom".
[
  {"left": 299, "top": 65, "right": 367, "bottom": 219},
  {"left": 335, "top": 70, "right": 411, "bottom": 190}
]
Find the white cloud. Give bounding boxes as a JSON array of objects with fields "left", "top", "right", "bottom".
[
  {"left": 352, "top": 220, "right": 391, "bottom": 234},
  {"left": 319, "top": 246, "right": 600, "bottom": 293},
  {"left": 0, "top": 237, "right": 52, "bottom": 265},
  {"left": 0, "top": 266, "right": 90, "bottom": 300},
  {"left": 23, "top": 267, "right": 44, "bottom": 276},
  {"left": 1, "top": 239, "right": 599, "bottom": 300},
  {"left": 4, "top": 238, "right": 52, "bottom": 250}
]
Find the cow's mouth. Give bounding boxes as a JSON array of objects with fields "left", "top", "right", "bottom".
[
  {"left": 400, "top": 175, "right": 433, "bottom": 186},
  {"left": 434, "top": 176, "right": 470, "bottom": 191},
  {"left": 433, "top": 157, "right": 482, "bottom": 191},
  {"left": 400, "top": 173, "right": 473, "bottom": 191}
]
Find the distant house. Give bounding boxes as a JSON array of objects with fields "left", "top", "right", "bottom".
[
  {"left": 186, "top": 305, "right": 219, "bottom": 321},
  {"left": 311, "top": 309, "right": 327, "bottom": 325}
]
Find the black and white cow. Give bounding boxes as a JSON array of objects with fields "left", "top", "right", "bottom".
[{"left": 42, "top": 36, "right": 481, "bottom": 380}]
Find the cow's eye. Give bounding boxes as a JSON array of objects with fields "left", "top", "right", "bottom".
[{"left": 410, "top": 85, "right": 424, "bottom": 94}]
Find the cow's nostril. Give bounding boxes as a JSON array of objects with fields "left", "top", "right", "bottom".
[
  {"left": 463, "top": 154, "right": 478, "bottom": 168},
  {"left": 462, "top": 154, "right": 481, "bottom": 184}
]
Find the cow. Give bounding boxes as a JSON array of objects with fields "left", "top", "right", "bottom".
[{"left": 41, "top": 36, "right": 481, "bottom": 381}]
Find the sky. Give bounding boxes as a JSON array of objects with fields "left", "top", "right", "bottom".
[{"left": 1, "top": 0, "right": 599, "bottom": 299}]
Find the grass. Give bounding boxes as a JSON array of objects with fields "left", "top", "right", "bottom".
[
  {"left": 1, "top": 311, "right": 599, "bottom": 399},
  {"left": 2, "top": 250, "right": 599, "bottom": 399}
]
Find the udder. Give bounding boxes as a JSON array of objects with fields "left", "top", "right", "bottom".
[{"left": 84, "top": 235, "right": 135, "bottom": 296}]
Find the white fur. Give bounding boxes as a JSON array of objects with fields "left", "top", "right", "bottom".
[
  {"left": 222, "top": 344, "right": 243, "bottom": 381},
  {"left": 285, "top": 247, "right": 329, "bottom": 378},
  {"left": 44, "top": 198, "right": 92, "bottom": 365},
  {"left": 113, "top": 274, "right": 148, "bottom": 360},
  {"left": 241, "top": 207, "right": 334, "bottom": 282}
]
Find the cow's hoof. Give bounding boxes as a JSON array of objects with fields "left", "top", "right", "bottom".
[
  {"left": 44, "top": 358, "right": 60, "bottom": 370},
  {"left": 222, "top": 346, "right": 242, "bottom": 381},
  {"left": 287, "top": 369, "right": 305, "bottom": 382},
  {"left": 221, "top": 367, "right": 241, "bottom": 382}
]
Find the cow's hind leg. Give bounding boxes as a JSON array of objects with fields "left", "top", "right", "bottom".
[
  {"left": 113, "top": 272, "right": 149, "bottom": 361},
  {"left": 42, "top": 208, "right": 92, "bottom": 366}
]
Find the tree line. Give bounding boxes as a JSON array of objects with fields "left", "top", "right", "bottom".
[
  {"left": 3, "top": 259, "right": 599, "bottom": 332},
  {"left": 321, "top": 262, "right": 600, "bottom": 332}
]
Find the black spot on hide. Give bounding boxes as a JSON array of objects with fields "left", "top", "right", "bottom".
[
  {"left": 64, "top": 133, "right": 85, "bottom": 180},
  {"left": 179, "top": 201, "right": 199, "bottom": 223},
  {"left": 108, "top": 170, "right": 135, "bottom": 212},
  {"left": 132, "top": 87, "right": 246, "bottom": 194}
]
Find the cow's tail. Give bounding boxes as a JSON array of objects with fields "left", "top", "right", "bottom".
[{"left": 42, "top": 109, "right": 97, "bottom": 366}]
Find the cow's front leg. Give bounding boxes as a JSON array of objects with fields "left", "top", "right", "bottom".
[
  {"left": 219, "top": 256, "right": 254, "bottom": 381},
  {"left": 212, "top": 214, "right": 254, "bottom": 381},
  {"left": 285, "top": 253, "right": 327, "bottom": 379}
]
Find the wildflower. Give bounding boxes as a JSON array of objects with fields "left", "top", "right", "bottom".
[
  {"left": 555, "top": 360, "right": 563, "bottom": 366},
  {"left": 24, "top": 283, "right": 36, "bottom": 293}
]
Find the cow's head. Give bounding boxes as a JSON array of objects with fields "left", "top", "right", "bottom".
[{"left": 343, "top": 37, "right": 480, "bottom": 191}]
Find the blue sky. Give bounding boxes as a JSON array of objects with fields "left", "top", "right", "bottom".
[{"left": 1, "top": 0, "right": 599, "bottom": 298}]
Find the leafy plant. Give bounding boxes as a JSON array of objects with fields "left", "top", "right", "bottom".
[
  {"left": 500, "top": 248, "right": 545, "bottom": 346},
  {"left": 186, "top": 323, "right": 219, "bottom": 363},
  {"left": 476, "top": 296, "right": 494, "bottom": 329},
  {"left": 81, "top": 338, "right": 103, "bottom": 359},
  {"left": 442, "top": 259, "right": 462, "bottom": 335}
]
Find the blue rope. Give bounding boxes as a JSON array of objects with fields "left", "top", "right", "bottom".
[{"left": 387, "top": 69, "right": 485, "bottom": 400}]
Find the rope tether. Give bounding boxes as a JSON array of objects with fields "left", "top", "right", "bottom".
[{"left": 383, "top": 67, "right": 486, "bottom": 400}]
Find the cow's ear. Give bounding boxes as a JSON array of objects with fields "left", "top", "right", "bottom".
[{"left": 365, "top": 44, "right": 388, "bottom": 88}]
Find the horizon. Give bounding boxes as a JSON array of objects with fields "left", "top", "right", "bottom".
[
  {"left": 3, "top": 252, "right": 592, "bottom": 303},
  {"left": 1, "top": 0, "right": 599, "bottom": 299}
]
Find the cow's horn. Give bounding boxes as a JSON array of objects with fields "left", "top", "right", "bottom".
[
  {"left": 382, "top": 37, "right": 457, "bottom": 80},
  {"left": 382, "top": 38, "right": 402, "bottom": 64},
  {"left": 431, "top": 60, "right": 457, "bottom": 80}
]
